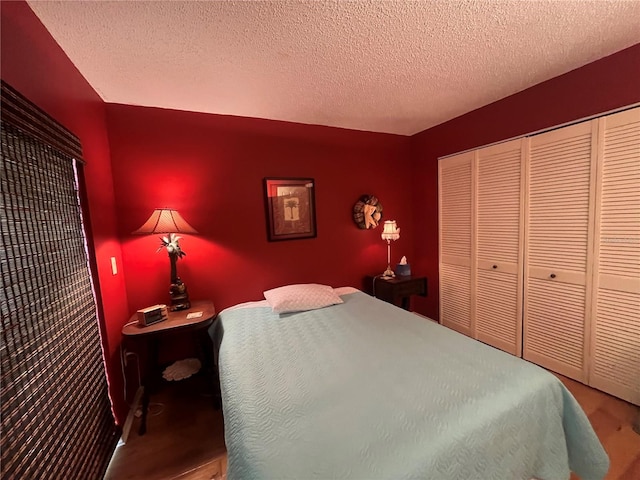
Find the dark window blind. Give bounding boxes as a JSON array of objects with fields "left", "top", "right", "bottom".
[{"left": 1, "top": 82, "right": 118, "bottom": 479}]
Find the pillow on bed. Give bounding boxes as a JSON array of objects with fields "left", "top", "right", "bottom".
[{"left": 263, "top": 283, "right": 344, "bottom": 314}]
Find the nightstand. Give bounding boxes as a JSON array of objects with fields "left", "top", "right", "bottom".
[
  {"left": 364, "top": 275, "right": 427, "bottom": 310},
  {"left": 122, "top": 300, "right": 219, "bottom": 435}
]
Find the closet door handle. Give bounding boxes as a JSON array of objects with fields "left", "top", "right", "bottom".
[
  {"left": 550, "top": 273, "right": 556, "bottom": 279},
  {"left": 492, "top": 265, "right": 498, "bottom": 269}
]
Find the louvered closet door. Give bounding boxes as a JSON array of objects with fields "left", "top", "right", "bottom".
[
  {"left": 589, "top": 107, "right": 640, "bottom": 405},
  {"left": 524, "top": 121, "right": 597, "bottom": 382},
  {"left": 475, "top": 139, "right": 524, "bottom": 356},
  {"left": 439, "top": 152, "right": 474, "bottom": 337}
]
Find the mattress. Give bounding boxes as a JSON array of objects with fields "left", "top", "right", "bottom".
[{"left": 217, "top": 290, "right": 608, "bottom": 479}]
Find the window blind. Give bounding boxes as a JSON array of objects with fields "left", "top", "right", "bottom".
[{"left": 0, "top": 82, "right": 118, "bottom": 479}]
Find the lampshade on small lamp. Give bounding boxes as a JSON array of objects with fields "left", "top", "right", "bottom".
[
  {"left": 133, "top": 208, "right": 198, "bottom": 311},
  {"left": 381, "top": 220, "right": 400, "bottom": 277}
]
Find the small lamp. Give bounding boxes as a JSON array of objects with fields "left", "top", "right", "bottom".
[
  {"left": 381, "top": 220, "right": 400, "bottom": 277},
  {"left": 133, "top": 208, "right": 198, "bottom": 311}
]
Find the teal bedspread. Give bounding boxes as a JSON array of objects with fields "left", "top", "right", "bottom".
[{"left": 218, "top": 291, "right": 608, "bottom": 480}]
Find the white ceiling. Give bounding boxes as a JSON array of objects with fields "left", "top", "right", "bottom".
[{"left": 27, "top": 0, "right": 640, "bottom": 136}]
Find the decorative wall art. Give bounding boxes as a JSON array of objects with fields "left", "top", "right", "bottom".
[
  {"left": 264, "top": 178, "right": 317, "bottom": 241},
  {"left": 353, "top": 194, "right": 383, "bottom": 229}
]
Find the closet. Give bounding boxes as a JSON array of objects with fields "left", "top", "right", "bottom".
[
  {"left": 439, "top": 107, "right": 640, "bottom": 405},
  {"left": 439, "top": 151, "right": 473, "bottom": 337},
  {"left": 524, "top": 120, "right": 596, "bottom": 383},
  {"left": 475, "top": 139, "right": 524, "bottom": 357},
  {"left": 589, "top": 108, "right": 640, "bottom": 404}
]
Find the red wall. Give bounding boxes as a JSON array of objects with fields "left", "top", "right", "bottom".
[
  {"left": 106, "top": 104, "right": 414, "bottom": 313},
  {"left": 410, "top": 44, "right": 640, "bottom": 320},
  {"left": 1, "top": 1, "right": 130, "bottom": 424}
]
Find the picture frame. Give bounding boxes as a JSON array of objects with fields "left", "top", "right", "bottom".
[{"left": 263, "top": 177, "right": 317, "bottom": 241}]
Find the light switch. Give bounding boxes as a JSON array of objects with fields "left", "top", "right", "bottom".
[{"left": 110, "top": 257, "right": 118, "bottom": 275}]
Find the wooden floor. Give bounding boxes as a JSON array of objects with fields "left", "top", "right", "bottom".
[
  {"left": 559, "top": 375, "right": 640, "bottom": 480},
  {"left": 104, "top": 374, "right": 227, "bottom": 480},
  {"left": 105, "top": 372, "right": 639, "bottom": 480}
]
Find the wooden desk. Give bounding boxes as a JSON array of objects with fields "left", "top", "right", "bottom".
[
  {"left": 364, "top": 275, "right": 427, "bottom": 310},
  {"left": 122, "top": 300, "right": 218, "bottom": 435}
]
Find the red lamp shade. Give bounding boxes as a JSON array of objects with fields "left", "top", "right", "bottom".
[{"left": 133, "top": 208, "right": 198, "bottom": 235}]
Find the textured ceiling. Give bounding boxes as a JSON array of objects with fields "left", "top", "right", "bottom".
[{"left": 27, "top": 0, "right": 640, "bottom": 136}]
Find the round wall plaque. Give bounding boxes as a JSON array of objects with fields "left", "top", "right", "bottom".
[{"left": 353, "top": 195, "right": 383, "bottom": 229}]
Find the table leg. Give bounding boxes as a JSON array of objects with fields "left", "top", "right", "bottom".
[
  {"left": 139, "top": 336, "right": 159, "bottom": 435},
  {"left": 401, "top": 296, "right": 410, "bottom": 310},
  {"left": 139, "top": 386, "right": 149, "bottom": 435},
  {"left": 198, "top": 330, "right": 221, "bottom": 410}
]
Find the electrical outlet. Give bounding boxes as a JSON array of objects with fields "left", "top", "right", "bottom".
[{"left": 123, "top": 351, "right": 137, "bottom": 367}]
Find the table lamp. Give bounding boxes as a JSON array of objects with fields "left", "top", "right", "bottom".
[
  {"left": 133, "top": 208, "right": 198, "bottom": 311},
  {"left": 381, "top": 220, "right": 400, "bottom": 277}
]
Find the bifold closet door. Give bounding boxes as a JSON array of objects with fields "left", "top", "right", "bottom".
[
  {"left": 475, "top": 139, "right": 524, "bottom": 356},
  {"left": 589, "top": 107, "right": 640, "bottom": 405},
  {"left": 524, "top": 120, "right": 597, "bottom": 383},
  {"left": 439, "top": 151, "right": 474, "bottom": 336}
]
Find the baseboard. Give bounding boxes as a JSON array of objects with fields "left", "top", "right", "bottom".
[{"left": 121, "top": 386, "right": 143, "bottom": 444}]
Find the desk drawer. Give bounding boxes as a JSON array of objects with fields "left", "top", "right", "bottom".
[
  {"left": 391, "top": 278, "right": 425, "bottom": 297},
  {"left": 364, "top": 276, "right": 428, "bottom": 306}
]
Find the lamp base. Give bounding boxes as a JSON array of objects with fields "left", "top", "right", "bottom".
[
  {"left": 382, "top": 267, "right": 395, "bottom": 278},
  {"left": 169, "top": 278, "right": 191, "bottom": 311}
]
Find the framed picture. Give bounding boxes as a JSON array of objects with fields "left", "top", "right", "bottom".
[{"left": 263, "top": 177, "right": 317, "bottom": 241}]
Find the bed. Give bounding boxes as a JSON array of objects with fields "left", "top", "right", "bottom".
[{"left": 215, "top": 286, "right": 608, "bottom": 480}]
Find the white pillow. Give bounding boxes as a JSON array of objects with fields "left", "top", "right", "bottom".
[{"left": 263, "top": 284, "right": 344, "bottom": 314}]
